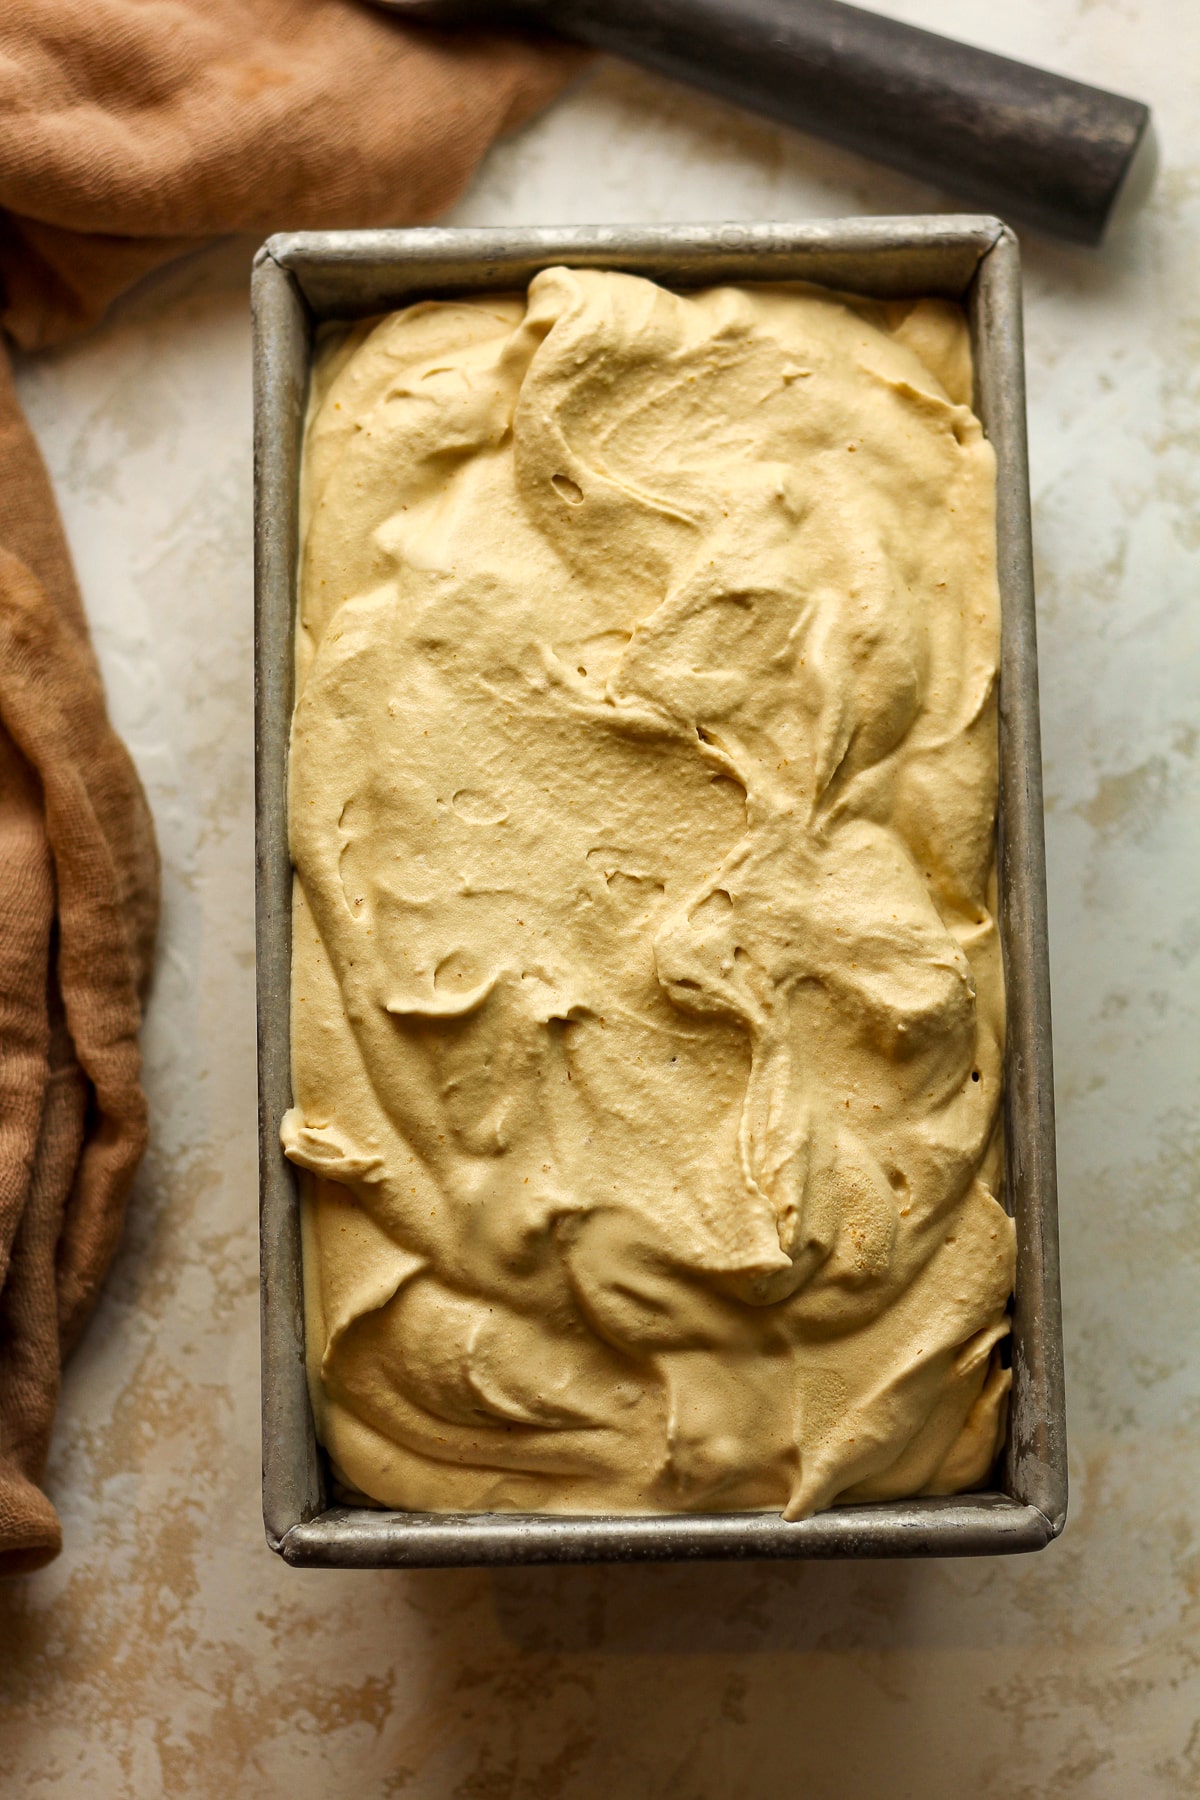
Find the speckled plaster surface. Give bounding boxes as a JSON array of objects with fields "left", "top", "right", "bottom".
[{"left": 1, "top": 1, "right": 1198, "bottom": 1794}]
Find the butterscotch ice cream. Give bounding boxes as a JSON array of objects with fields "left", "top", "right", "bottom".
[{"left": 283, "top": 268, "right": 1014, "bottom": 1518}]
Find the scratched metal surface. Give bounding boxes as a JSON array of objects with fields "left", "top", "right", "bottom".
[
  {"left": 253, "top": 217, "right": 1063, "bottom": 1568},
  {"left": 1, "top": 3, "right": 1196, "bottom": 1789}
]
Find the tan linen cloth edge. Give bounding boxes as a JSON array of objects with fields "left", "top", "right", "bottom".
[{"left": 0, "top": 0, "right": 578, "bottom": 1575}]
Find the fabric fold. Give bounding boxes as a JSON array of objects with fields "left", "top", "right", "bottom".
[{"left": 0, "top": 0, "right": 579, "bottom": 1570}]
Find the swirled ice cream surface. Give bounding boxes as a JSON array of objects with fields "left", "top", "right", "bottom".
[{"left": 284, "top": 268, "right": 1014, "bottom": 1518}]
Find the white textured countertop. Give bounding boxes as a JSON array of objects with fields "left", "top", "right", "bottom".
[{"left": 2, "top": 2, "right": 1198, "bottom": 1794}]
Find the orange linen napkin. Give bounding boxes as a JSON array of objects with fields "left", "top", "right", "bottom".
[{"left": 0, "top": 0, "right": 578, "bottom": 1575}]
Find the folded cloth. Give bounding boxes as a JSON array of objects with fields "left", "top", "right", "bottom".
[{"left": 0, "top": 0, "right": 578, "bottom": 1574}]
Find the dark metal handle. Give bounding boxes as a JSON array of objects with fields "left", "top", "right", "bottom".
[{"left": 379, "top": 0, "right": 1156, "bottom": 244}]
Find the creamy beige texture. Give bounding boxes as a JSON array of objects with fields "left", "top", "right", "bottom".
[{"left": 283, "top": 268, "right": 1014, "bottom": 1519}]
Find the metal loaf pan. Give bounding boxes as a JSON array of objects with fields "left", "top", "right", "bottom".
[{"left": 253, "top": 219, "right": 1065, "bottom": 1568}]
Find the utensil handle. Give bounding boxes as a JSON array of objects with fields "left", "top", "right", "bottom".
[{"left": 527, "top": 0, "right": 1154, "bottom": 244}]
